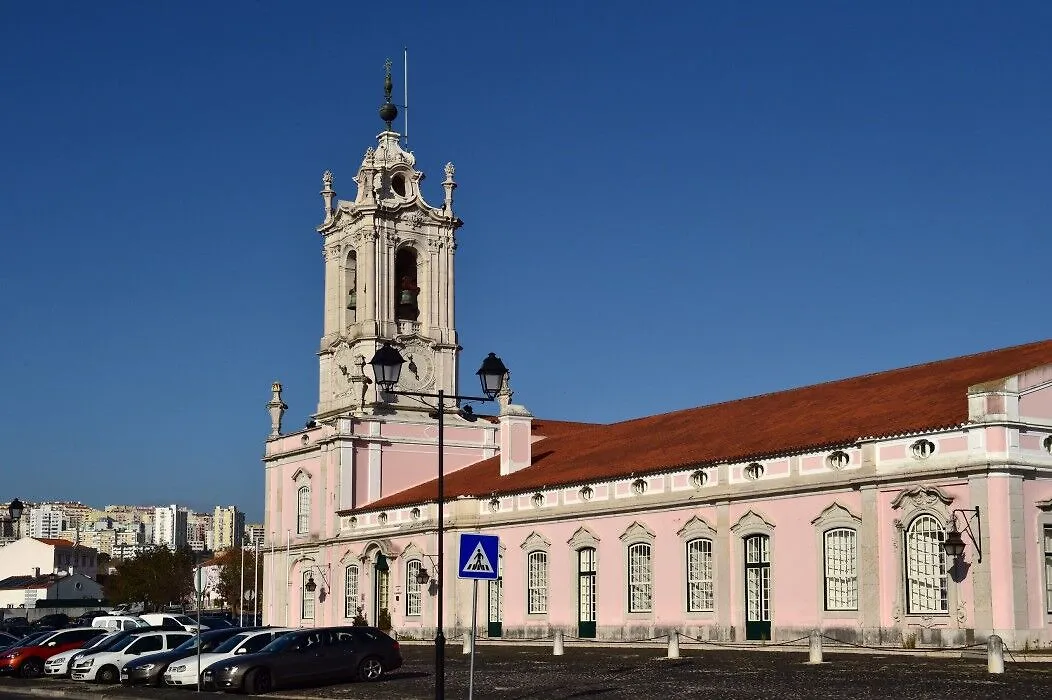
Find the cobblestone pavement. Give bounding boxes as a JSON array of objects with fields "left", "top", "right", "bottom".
[{"left": 1, "top": 644, "right": 1050, "bottom": 699}]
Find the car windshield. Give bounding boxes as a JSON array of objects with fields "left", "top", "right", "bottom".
[
  {"left": 211, "top": 632, "right": 250, "bottom": 654},
  {"left": 173, "top": 615, "right": 195, "bottom": 626},
  {"left": 14, "top": 632, "right": 51, "bottom": 647}
]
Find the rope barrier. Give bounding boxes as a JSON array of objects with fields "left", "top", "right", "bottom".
[{"left": 818, "top": 634, "right": 987, "bottom": 653}]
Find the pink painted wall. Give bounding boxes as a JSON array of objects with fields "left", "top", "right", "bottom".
[
  {"left": 985, "top": 475, "right": 1013, "bottom": 629},
  {"left": 1023, "top": 479, "right": 1052, "bottom": 629},
  {"left": 1020, "top": 384, "right": 1052, "bottom": 421}
]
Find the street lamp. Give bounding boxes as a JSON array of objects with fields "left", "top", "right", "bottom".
[
  {"left": 8, "top": 498, "right": 24, "bottom": 540},
  {"left": 942, "top": 506, "right": 983, "bottom": 562},
  {"left": 368, "top": 343, "right": 508, "bottom": 700}
]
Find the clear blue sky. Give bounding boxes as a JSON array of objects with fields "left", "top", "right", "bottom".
[{"left": 2, "top": 2, "right": 1050, "bottom": 521}]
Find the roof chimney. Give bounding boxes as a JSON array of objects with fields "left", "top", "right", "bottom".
[
  {"left": 33, "top": 567, "right": 40, "bottom": 578},
  {"left": 497, "top": 374, "right": 533, "bottom": 476}
]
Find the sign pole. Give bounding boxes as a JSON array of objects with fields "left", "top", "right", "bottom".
[
  {"left": 194, "top": 566, "right": 203, "bottom": 693},
  {"left": 468, "top": 579, "right": 479, "bottom": 700}
]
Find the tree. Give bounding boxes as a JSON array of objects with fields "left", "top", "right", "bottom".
[
  {"left": 216, "top": 547, "right": 264, "bottom": 618},
  {"left": 102, "top": 546, "right": 195, "bottom": 612}
]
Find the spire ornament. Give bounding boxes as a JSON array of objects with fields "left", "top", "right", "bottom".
[{"left": 379, "top": 58, "right": 398, "bottom": 130}]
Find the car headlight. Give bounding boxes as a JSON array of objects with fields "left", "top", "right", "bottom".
[
  {"left": 223, "top": 666, "right": 238, "bottom": 674},
  {"left": 81, "top": 659, "right": 95, "bottom": 667},
  {"left": 137, "top": 663, "right": 156, "bottom": 672},
  {"left": 169, "top": 664, "right": 186, "bottom": 673}
]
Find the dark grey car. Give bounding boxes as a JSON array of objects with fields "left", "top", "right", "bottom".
[{"left": 203, "top": 627, "right": 402, "bottom": 694}]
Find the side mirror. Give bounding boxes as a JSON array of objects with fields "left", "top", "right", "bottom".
[{"left": 234, "top": 647, "right": 247, "bottom": 655}]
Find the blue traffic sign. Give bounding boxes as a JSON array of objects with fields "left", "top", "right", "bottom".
[{"left": 458, "top": 533, "right": 500, "bottom": 580}]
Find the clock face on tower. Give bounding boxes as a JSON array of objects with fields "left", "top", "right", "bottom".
[{"left": 398, "top": 341, "right": 435, "bottom": 391}]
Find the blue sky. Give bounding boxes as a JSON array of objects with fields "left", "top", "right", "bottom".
[{"left": 2, "top": 2, "right": 1050, "bottom": 521}]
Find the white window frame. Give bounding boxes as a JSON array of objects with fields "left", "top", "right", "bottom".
[
  {"left": 904, "top": 513, "right": 948, "bottom": 615},
  {"left": 686, "top": 538, "right": 714, "bottom": 612},
  {"left": 406, "top": 560, "right": 422, "bottom": 617},
  {"left": 823, "top": 528, "right": 858, "bottom": 611},
  {"left": 1043, "top": 524, "right": 1052, "bottom": 615},
  {"left": 627, "top": 542, "right": 653, "bottom": 613},
  {"left": 296, "top": 485, "right": 310, "bottom": 535},
  {"left": 301, "top": 570, "right": 315, "bottom": 620},
  {"left": 344, "top": 564, "right": 359, "bottom": 618},
  {"left": 527, "top": 551, "right": 548, "bottom": 614}
]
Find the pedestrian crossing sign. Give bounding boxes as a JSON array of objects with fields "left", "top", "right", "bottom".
[{"left": 458, "top": 533, "right": 500, "bottom": 580}]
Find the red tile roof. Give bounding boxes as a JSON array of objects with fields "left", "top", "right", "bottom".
[
  {"left": 33, "top": 538, "right": 74, "bottom": 547},
  {"left": 359, "top": 340, "right": 1052, "bottom": 513}
]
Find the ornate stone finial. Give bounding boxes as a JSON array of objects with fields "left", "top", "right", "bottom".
[
  {"left": 379, "top": 58, "right": 398, "bottom": 130},
  {"left": 496, "top": 371, "right": 513, "bottom": 412},
  {"left": 320, "top": 170, "right": 336, "bottom": 219},
  {"left": 267, "top": 381, "right": 289, "bottom": 437},
  {"left": 444, "top": 162, "right": 455, "bottom": 180},
  {"left": 442, "top": 161, "right": 457, "bottom": 212}
]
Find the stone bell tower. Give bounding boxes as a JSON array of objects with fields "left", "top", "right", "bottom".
[{"left": 314, "top": 61, "right": 461, "bottom": 418}]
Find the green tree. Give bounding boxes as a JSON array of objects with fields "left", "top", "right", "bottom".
[
  {"left": 216, "top": 547, "right": 264, "bottom": 618},
  {"left": 102, "top": 546, "right": 194, "bottom": 612}
]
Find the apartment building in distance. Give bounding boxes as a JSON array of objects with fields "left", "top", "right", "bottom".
[
  {"left": 152, "top": 505, "right": 188, "bottom": 548},
  {"left": 28, "top": 505, "right": 66, "bottom": 539},
  {"left": 212, "top": 506, "right": 245, "bottom": 551}
]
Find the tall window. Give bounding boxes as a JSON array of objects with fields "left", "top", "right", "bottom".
[
  {"left": 823, "top": 528, "right": 858, "bottom": 610},
  {"left": 301, "top": 571, "right": 315, "bottom": 619},
  {"left": 344, "top": 564, "right": 359, "bottom": 618},
  {"left": 905, "top": 514, "right": 948, "bottom": 614},
  {"left": 527, "top": 551, "right": 548, "bottom": 614},
  {"left": 296, "top": 485, "right": 310, "bottom": 535},
  {"left": 406, "top": 560, "right": 422, "bottom": 616},
  {"left": 627, "top": 543, "right": 652, "bottom": 613},
  {"left": 686, "top": 538, "right": 714, "bottom": 612},
  {"left": 1044, "top": 526, "right": 1052, "bottom": 614}
]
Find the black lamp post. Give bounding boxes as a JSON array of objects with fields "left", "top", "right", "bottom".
[
  {"left": 942, "top": 506, "right": 982, "bottom": 562},
  {"left": 8, "top": 498, "right": 24, "bottom": 540},
  {"left": 369, "top": 343, "right": 508, "bottom": 700}
]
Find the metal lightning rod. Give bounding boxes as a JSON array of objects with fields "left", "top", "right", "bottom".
[{"left": 403, "top": 47, "right": 409, "bottom": 148}]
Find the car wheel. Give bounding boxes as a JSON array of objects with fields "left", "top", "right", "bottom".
[
  {"left": 96, "top": 665, "right": 119, "bottom": 684},
  {"left": 19, "top": 658, "right": 44, "bottom": 679},
  {"left": 356, "top": 656, "right": 384, "bottom": 682},
  {"left": 244, "top": 668, "right": 272, "bottom": 695}
]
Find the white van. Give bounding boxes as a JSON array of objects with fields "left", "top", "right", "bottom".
[
  {"left": 91, "top": 616, "right": 150, "bottom": 632},
  {"left": 139, "top": 613, "right": 206, "bottom": 632},
  {"left": 70, "top": 630, "right": 194, "bottom": 683}
]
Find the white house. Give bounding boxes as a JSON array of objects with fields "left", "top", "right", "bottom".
[
  {"left": 0, "top": 537, "right": 98, "bottom": 581},
  {"left": 0, "top": 572, "right": 103, "bottom": 609}
]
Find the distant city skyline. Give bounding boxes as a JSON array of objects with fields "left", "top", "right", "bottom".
[{"left": 3, "top": 3, "right": 1050, "bottom": 513}]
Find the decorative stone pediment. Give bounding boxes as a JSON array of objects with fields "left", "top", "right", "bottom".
[
  {"left": 291, "top": 467, "right": 312, "bottom": 482},
  {"left": 567, "top": 526, "right": 600, "bottom": 550},
  {"left": 890, "top": 485, "right": 955, "bottom": 510},
  {"left": 676, "top": 515, "right": 716, "bottom": 540},
  {"left": 730, "top": 510, "right": 775, "bottom": 535},
  {"left": 520, "top": 532, "right": 552, "bottom": 551},
  {"left": 361, "top": 539, "right": 400, "bottom": 560},
  {"left": 338, "top": 548, "right": 359, "bottom": 565},
  {"left": 400, "top": 541, "right": 425, "bottom": 561},
  {"left": 1036, "top": 499, "right": 1052, "bottom": 512},
  {"left": 618, "top": 521, "right": 655, "bottom": 543},
  {"left": 811, "top": 503, "right": 862, "bottom": 527}
]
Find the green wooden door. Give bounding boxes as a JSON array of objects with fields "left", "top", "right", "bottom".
[
  {"left": 487, "top": 575, "right": 503, "bottom": 637},
  {"left": 744, "top": 535, "right": 771, "bottom": 640},
  {"left": 577, "top": 547, "right": 597, "bottom": 638}
]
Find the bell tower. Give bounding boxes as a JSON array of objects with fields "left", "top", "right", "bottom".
[{"left": 314, "top": 62, "right": 461, "bottom": 418}]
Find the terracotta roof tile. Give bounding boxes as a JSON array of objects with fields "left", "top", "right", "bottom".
[
  {"left": 359, "top": 340, "right": 1052, "bottom": 512},
  {"left": 33, "top": 538, "right": 74, "bottom": 547}
]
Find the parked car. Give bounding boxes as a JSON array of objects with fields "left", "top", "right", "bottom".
[
  {"left": 49, "top": 627, "right": 164, "bottom": 678},
  {"left": 0, "top": 627, "right": 105, "bottom": 678},
  {"left": 70, "top": 630, "right": 194, "bottom": 683},
  {"left": 164, "top": 628, "right": 292, "bottom": 688},
  {"left": 107, "top": 603, "right": 144, "bottom": 616},
  {"left": 120, "top": 628, "right": 245, "bottom": 687},
  {"left": 91, "top": 615, "right": 150, "bottom": 633},
  {"left": 44, "top": 631, "right": 121, "bottom": 677},
  {"left": 73, "top": 610, "right": 111, "bottom": 626},
  {"left": 30, "top": 613, "right": 70, "bottom": 631},
  {"left": 199, "top": 616, "right": 234, "bottom": 629},
  {"left": 139, "top": 613, "right": 206, "bottom": 632},
  {"left": 0, "top": 617, "right": 30, "bottom": 637},
  {"left": 202, "top": 627, "right": 402, "bottom": 694},
  {"left": 0, "top": 632, "right": 22, "bottom": 650}
]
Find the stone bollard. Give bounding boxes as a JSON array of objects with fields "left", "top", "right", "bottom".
[
  {"left": 553, "top": 630, "right": 564, "bottom": 656},
  {"left": 462, "top": 630, "right": 473, "bottom": 655},
  {"left": 987, "top": 635, "right": 1004, "bottom": 674},
  {"left": 667, "top": 631, "right": 680, "bottom": 659},
  {"left": 808, "top": 629, "right": 823, "bottom": 664}
]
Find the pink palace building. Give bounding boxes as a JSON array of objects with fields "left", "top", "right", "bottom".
[{"left": 262, "top": 91, "right": 1052, "bottom": 648}]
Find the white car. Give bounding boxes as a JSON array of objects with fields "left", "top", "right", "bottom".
[
  {"left": 70, "top": 630, "right": 194, "bottom": 684},
  {"left": 163, "top": 628, "right": 293, "bottom": 687},
  {"left": 139, "top": 613, "right": 207, "bottom": 632},
  {"left": 44, "top": 631, "right": 120, "bottom": 676}
]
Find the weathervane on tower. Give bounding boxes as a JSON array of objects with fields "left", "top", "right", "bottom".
[{"left": 380, "top": 58, "right": 398, "bottom": 131}]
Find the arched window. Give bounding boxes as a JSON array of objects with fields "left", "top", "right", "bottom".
[
  {"left": 823, "top": 528, "right": 858, "bottom": 611},
  {"left": 345, "top": 250, "right": 358, "bottom": 323},
  {"left": 627, "top": 543, "right": 652, "bottom": 613},
  {"left": 905, "top": 514, "right": 948, "bottom": 614},
  {"left": 406, "top": 560, "right": 422, "bottom": 616},
  {"left": 686, "top": 538, "right": 714, "bottom": 612},
  {"left": 344, "top": 564, "right": 359, "bottom": 618},
  {"left": 301, "top": 571, "right": 315, "bottom": 620},
  {"left": 395, "top": 248, "right": 419, "bottom": 321},
  {"left": 527, "top": 551, "right": 548, "bottom": 614},
  {"left": 296, "top": 485, "right": 310, "bottom": 535}
]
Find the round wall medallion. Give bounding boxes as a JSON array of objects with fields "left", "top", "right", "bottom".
[
  {"left": 531, "top": 493, "right": 544, "bottom": 508},
  {"left": 1043, "top": 435, "right": 1052, "bottom": 454},
  {"left": 690, "top": 470, "right": 708, "bottom": 488},
  {"left": 744, "top": 463, "right": 764, "bottom": 480},
  {"left": 349, "top": 516, "right": 358, "bottom": 528},
  {"left": 910, "top": 439, "right": 936, "bottom": 459},
  {"left": 826, "top": 451, "right": 850, "bottom": 470},
  {"left": 631, "top": 479, "right": 647, "bottom": 495},
  {"left": 579, "top": 486, "right": 594, "bottom": 501},
  {"left": 377, "top": 512, "right": 388, "bottom": 525},
  {"left": 410, "top": 507, "right": 421, "bottom": 521}
]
